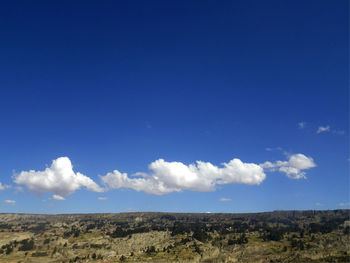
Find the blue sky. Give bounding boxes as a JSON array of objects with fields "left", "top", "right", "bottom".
[{"left": 0, "top": 0, "right": 348, "bottom": 214}]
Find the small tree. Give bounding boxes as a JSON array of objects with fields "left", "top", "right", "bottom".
[
  {"left": 146, "top": 246, "right": 156, "bottom": 255},
  {"left": 6, "top": 246, "right": 13, "bottom": 254}
]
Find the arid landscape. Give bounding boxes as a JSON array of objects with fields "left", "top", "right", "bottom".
[
  {"left": 0, "top": 1, "right": 348, "bottom": 262},
  {"left": 0, "top": 210, "right": 348, "bottom": 263}
]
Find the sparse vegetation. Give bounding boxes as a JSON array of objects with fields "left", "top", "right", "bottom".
[
  {"left": 18, "top": 238, "right": 35, "bottom": 251},
  {"left": 0, "top": 210, "right": 348, "bottom": 262}
]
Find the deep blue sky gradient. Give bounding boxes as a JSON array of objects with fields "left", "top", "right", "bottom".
[{"left": 0, "top": 0, "right": 348, "bottom": 213}]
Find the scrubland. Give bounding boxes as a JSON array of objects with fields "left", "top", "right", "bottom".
[{"left": 0, "top": 210, "right": 349, "bottom": 262}]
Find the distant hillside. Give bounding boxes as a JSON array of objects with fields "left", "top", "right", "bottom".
[{"left": 0, "top": 210, "right": 349, "bottom": 262}]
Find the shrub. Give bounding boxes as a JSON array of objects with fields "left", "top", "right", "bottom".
[{"left": 18, "top": 239, "right": 35, "bottom": 251}]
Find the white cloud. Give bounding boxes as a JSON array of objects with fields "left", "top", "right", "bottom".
[
  {"left": 315, "top": 202, "right": 323, "bottom": 206},
  {"left": 98, "top": 197, "right": 108, "bottom": 200},
  {"left": 51, "top": 194, "right": 65, "bottom": 201},
  {"left": 101, "top": 158, "right": 266, "bottom": 195},
  {"left": 4, "top": 200, "right": 16, "bottom": 205},
  {"left": 0, "top": 182, "right": 10, "bottom": 191},
  {"left": 337, "top": 202, "right": 350, "bottom": 207},
  {"left": 13, "top": 157, "right": 104, "bottom": 196},
  {"left": 260, "top": 153, "right": 316, "bottom": 179},
  {"left": 317, "top": 126, "right": 330, "bottom": 134},
  {"left": 220, "top": 197, "right": 232, "bottom": 202},
  {"left": 12, "top": 154, "right": 316, "bottom": 196},
  {"left": 298, "top": 122, "right": 306, "bottom": 129},
  {"left": 297, "top": 122, "right": 343, "bottom": 135}
]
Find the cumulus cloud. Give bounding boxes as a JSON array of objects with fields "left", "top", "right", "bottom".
[
  {"left": 13, "top": 157, "right": 104, "bottom": 196},
  {"left": 220, "top": 197, "right": 232, "bottom": 202},
  {"left": 12, "top": 154, "right": 316, "bottom": 196},
  {"left": 260, "top": 153, "right": 316, "bottom": 179},
  {"left": 317, "top": 126, "right": 330, "bottom": 134},
  {"left": 0, "top": 182, "right": 10, "bottom": 191},
  {"left": 51, "top": 194, "right": 65, "bottom": 201},
  {"left": 101, "top": 158, "right": 266, "bottom": 195},
  {"left": 98, "top": 197, "right": 108, "bottom": 200},
  {"left": 4, "top": 200, "right": 16, "bottom": 205}
]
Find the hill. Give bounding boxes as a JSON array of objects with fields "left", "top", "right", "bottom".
[{"left": 0, "top": 210, "right": 349, "bottom": 262}]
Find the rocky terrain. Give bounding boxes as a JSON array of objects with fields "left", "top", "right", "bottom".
[{"left": 0, "top": 210, "right": 349, "bottom": 262}]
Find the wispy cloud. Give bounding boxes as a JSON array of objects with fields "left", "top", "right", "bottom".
[
  {"left": 298, "top": 122, "right": 306, "bottom": 129},
  {"left": 317, "top": 126, "right": 330, "bottom": 134},
  {"left": 51, "top": 194, "right": 65, "bottom": 201},
  {"left": 4, "top": 200, "right": 16, "bottom": 205},
  {"left": 337, "top": 202, "right": 350, "bottom": 207},
  {"left": 316, "top": 125, "right": 345, "bottom": 135},
  {"left": 98, "top": 197, "right": 108, "bottom": 200},
  {"left": 315, "top": 202, "right": 323, "bottom": 207},
  {"left": 0, "top": 182, "right": 11, "bottom": 191},
  {"left": 220, "top": 197, "right": 232, "bottom": 202},
  {"left": 14, "top": 186, "right": 24, "bottom": 193},
  {"left": 333, "top": 130, "right": 345, "bottom": 135},
  {"left": 298, "top": 123, "right": 344, "bottom": 136},
  {"left": 265, "top": 147, "right": 283, "bottom": 152}
]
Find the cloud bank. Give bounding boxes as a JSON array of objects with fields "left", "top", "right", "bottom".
[
  {"left": 13, "top": 157, "right": 103, "bottom": 196},
  {"left": 101, "top": 158, "right": 266, "bottom": 195},
  {"left": 12, "top": 154, "right": 316, "bottom": 196},
  {"left": 260, "top": 153, "right": 316, "bottom": 179}
]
